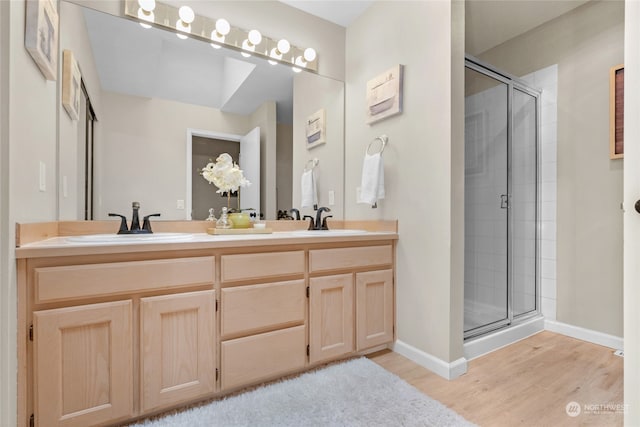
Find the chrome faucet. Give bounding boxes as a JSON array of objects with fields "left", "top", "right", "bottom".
[{"left": 108, "top": 202, "right": 160, "bottom": 234}]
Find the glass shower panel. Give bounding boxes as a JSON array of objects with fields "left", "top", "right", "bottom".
[
  {"left": 464, "top": 68, "right": 509, "bottom": 333},
  {"left": 511, "top": 88, "right": 537, "bottom": 317}
]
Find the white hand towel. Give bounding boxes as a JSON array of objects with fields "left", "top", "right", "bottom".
[
  {"left": 358, "top": 152, "right": 385, "bottom": 206},
  {"left": 301, "top": 169, "right": 318, "bottom": 209}
]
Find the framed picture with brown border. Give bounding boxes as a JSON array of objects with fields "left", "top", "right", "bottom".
[
  {"left": 610, "top": 64, "right": 624, "bottom": 159},
  {"left": 25, "top": 0, "right": 59, "bottom": 81}
]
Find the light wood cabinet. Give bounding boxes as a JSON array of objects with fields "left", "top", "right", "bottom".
[
  {"left": 309, "top": 274, "right": 354, "bottom": 363},
  {"left": 356, "top": 269, "right": 394, "bottom": 350},
  {"left": 140, "top": 290, "right": 216, "bottom": 412},
  {"left": 33, "top": 300, "right": 133, "bottom": 427},
  {"left": 18, "top": 234, "right": 396, "bottom": 427},
  {"left": 221, "top": 325, "right": 306, "bottom": 391}
]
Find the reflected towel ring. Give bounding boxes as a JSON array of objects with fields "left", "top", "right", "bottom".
[
  {"left": 366, "top": 135, "right": 388, "bottom": 155},
  {"left": 305, "top": 158, "right": 319, "bottom": 171}
]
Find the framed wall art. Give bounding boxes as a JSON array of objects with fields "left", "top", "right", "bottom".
[
  {"left": 25, "top": 0, "right": 59, "bottom": 81},
  {"left": 62, "top": 50, "right": 82, "bottom": 120},
  {"left": 306, "top": 108, "right": 326, "bottom": 150},
  {"left": 609, "top": 64, "right": 624, "bottom": 159},
  {"left": 366, "top": 64, "right": 404, "bottom": 124}
]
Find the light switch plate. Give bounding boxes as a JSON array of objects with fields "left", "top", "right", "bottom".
[
  {"left": 39, "top": 161, "right": 46, "bottom": 192},
  {"left": 328, "top": 190, "right": 335, "bottom": 206},
  {"left": 176, "top": 199, "right": 185, "bottom": 209}
]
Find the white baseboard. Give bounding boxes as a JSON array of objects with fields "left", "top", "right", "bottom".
[
  {"left": 392, "top": 340, "right": 467, "bottom": 380},
  {"left": 545, "top": 319, "right": 623, "bottom": 350},
  {"left": 464, "top": 316, "right": 545, "bottom": 361}
]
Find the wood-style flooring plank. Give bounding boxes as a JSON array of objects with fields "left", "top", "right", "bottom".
[{"left": 368, "top": 331, "right": 623, "bottom": 426}]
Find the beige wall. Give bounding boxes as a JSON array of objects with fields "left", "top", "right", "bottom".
[
  {"left": 624, "top": 1, "right": 640, "bottom": 421},
  {"left": 292, "top": 72, "right": 345, "bottom": 220},
  {"left": 59, "top": 1, "right": 103, "bottom": 220},
  {"left": 478, "top": 1, "right": 624, "bottom": 337},
  {"left": 276, "top": 123, "right": 293, "bottom": 213},
  {"left": 250, "top": 101, "right": 277, "bottom": 220},
  {"left": 345, "top": 1, "right": 465, "bottom": 364},
  {"left": 96, "top": 91, "right": 250, "bottom": 220}
]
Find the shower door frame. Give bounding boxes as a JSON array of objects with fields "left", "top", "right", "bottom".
[{"left": 464, "top": 55, "right": 542, "bottom": 340}]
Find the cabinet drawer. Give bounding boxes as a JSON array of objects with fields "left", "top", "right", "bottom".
[
  {"left": 221, "top": 280, "right": 305, "bottom": 338},
  {"left": 221, "top": 251, "right": 304, "bottom": 282},
  {"left": 34, "top": 257, "right": 215, "bottom": 303},
  {"left": 309, "top": 246, "right": 392, "bottom": 273},
  {"left": 221, "top": 325, "right": 306, "bottom": 390}
]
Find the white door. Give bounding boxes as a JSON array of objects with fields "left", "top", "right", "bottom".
[{"left": 239, "top": 127, "right": 260, "bottom": 212}]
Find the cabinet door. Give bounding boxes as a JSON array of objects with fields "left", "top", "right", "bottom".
[
  {"left": 356, "top": 269, "right": 394, "bottom": 350},
  {"left": 309, "top": 274, "right": 354, "bottom": 363},
  {"left": 140, "top": 290, "right": 216, "bottom": 413},
  {"left": 33, "top": 300, "right": 133, "bottom": 427}
]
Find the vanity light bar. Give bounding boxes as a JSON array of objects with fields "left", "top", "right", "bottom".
[{"left": 123, "top": 0, "right": 318, "bottom": 72}]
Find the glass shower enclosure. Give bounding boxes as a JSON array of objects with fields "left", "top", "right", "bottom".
[{"left": 464, "top": 56, "right": 540, "bottom": 339}]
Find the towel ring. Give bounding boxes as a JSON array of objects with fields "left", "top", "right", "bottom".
[
  {"left": 366, "top": 135, "right": 388, "bottom": 155},
  {"left": 305, "top": 158, "right": 319, "bottom": 171}
]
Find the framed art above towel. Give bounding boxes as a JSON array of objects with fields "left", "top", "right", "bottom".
[{"left": 366, "top": 64, "right": 404, "bottom": 124}]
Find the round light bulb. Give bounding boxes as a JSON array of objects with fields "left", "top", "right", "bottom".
[
  {"left": 295, "top": 56, "right": 307, "bottom": 67},
  {"left": 241, "top": 39, "right": 254, "bottom": 57},
  {"left": 138, "top": 0, "right": 155, "bottom": 12},
  {"left": 215, "top": 18, "right": 230, "bottom": 36},
  {"left": 176, "top": 19, "right": 190, "bottom": 39},
  {"left": 248, "top": 29, "right": 262, "bottom": 46},
  {"left": 303, "top": 47, "right": 317, "bottom": 62},
  {"left": 277, "top": 39, "right": 290, "bottom": 54},
  {"left": 137, "top": 8, "right": 154, "bottom": 27},
  {"left": 178, "top": 6, "right": 195, "bottom": 24}
]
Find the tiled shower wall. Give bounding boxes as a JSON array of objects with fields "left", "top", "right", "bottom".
[{"left": 464, "top": 64, "right": 558, "bottom": 330}]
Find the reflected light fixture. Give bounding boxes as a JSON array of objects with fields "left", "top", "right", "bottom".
[
  {"left": 125, "top": 0, "right": 319, "bottom": 72},
  {"left": 210, "top": 18, "right": 230, "bottom": 49},
  {"left": 137, "top": 0, "right": 155, "bottom": 29},
  {"left": 268, "top": 38, "right": 290, "bottom": 65},
  {"left": 175, "top": 5, "right": 194, "bottom": 39},
  {"left": 292, "top": 55, "right": 306, "bottom": 73},
  {"left": 241, "top": 29, "right": 262, "bottom": 57}
]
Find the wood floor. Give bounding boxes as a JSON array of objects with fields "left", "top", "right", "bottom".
[{"left": 368, "top": 331, "right": 623, "bottom": 426}]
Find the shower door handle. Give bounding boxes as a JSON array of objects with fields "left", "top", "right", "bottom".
[{"left": 500, "top": 194, "right": 509, "bottom": 209}]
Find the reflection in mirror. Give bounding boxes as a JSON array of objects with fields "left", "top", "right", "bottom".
[{"left": 58, "top": 1, "right": 344, "bottom": 221}]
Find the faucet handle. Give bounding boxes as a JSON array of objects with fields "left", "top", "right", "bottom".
[
  {"left": 108, "top": 213, "right": 128, "bottom": 234},
  {"left": 142, "top": 213, "right": 161, "bottom": 233},
  {"left": 321, "top": 215, "right": 333, "bottom": 230},
  {"left": 303, "top": 215, "right": 315, "bottom": 230}
]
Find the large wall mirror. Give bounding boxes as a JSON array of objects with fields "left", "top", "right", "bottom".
[{"left": 58, "top": 0, "right": 345, "bottom": 221}]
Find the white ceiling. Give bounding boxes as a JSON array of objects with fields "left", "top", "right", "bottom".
[
  {"left": 466, "top": 0, "right": 590, "bottom": 55},
  {"left": 278, "top": 1, "right": 374, "bottom": 27}
]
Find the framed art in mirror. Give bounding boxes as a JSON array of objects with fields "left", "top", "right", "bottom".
[
  {"left": 610, "top": 64, "right": 624, "bottom": 159},
  {"left": 62, "top": 50, "right": 81, "bottom": 120},
  {"left": 25, "top": 0, "right": 58, "bottom": 81},
  {"left": 306, "top": 109, "right": 326, "bottom": 150}
]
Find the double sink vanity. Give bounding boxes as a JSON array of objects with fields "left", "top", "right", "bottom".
[{"left": 15, "top": 220, "right": 398, "bottom": 426}]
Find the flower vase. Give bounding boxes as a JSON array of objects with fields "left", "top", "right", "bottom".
[
  {"left": 229, "top": 212, "right": 251, "bottom": 229},
  {"left": 216, "top": 207, "right": 233, "bottom": 229}
]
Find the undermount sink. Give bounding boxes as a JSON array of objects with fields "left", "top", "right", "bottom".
[
  {"left": 290, "top": 229, "right": 367, "bottom": 236},
  {"left": 66, "top": 232, "right": 194, "bottom": 244}
]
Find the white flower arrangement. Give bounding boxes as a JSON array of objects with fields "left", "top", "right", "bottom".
[{"left": 201, "top": 153, "right": 251, "bottom": 195}]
